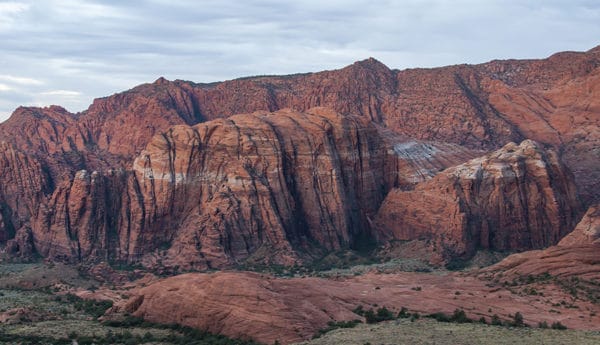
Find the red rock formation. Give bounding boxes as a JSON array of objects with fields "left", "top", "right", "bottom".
[
  {"left": 138, "top": 109, "right": 472, "bottom": 269},
  {"left": 0, "top": 106, "right": 79, "bottom": 156},
  {"left": 0, "top": 141, "right": 50, "bottom": 244},
  {"left": 114, "top": 269, "right": 600, "bottom": 344},
  {"left": 559, "top": 205, "right": 600, "bottom": 246},
  {"left": 2, "top": 47, "right": 599, "bottom": 200},
  {"left": 2, "top": 108, "right": 473, "bottom": 268},
  {"left": 0, "top": 46, "right": 598, "bottom": 266},
  {"left": 481, "top": 204, "right": 600, "bottom": 281},
  {"left": 375, "top": 140, "right": 582, "bottom": 264}
]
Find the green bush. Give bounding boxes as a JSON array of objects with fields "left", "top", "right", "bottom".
[
  {"left": 491, "top": 314, "right": 503, "bottom": 326},
  {"left": 397, "top": 307, "right": 410, "bottom": 319},
  {"left": 313, "top": 320, "right": 362, "bottom": 339},
  {"left": 426, "top": 309, "right": 472, "bottom": 323},
  {"left": 451, "top": 309, "right": 471, "bottom": 323},
  {"left": 102, "top": 315, "right": 146, "bottom": 328},
  {"left": 364, "top": 309, "right": 377, "bottom": 323},
  {"left": 365, "top": 307, "right": 395, "bottom": 324},
  {"left": 427, "top": 312, "right": 451, "bottom": 322},
  {"left": 63, "top": 293, "right": 113, "bottom": 318},
  {"left": 353, "top": 305, "right": 365, "bottom": 316},
  {"left": 376, "top": 307, "right": 395, "bottom": 321},
  {"left": 511, "top": 312, "right": 525, "bottom": 327}
]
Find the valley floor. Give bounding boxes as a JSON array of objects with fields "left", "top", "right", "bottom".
[
  {"left": 1, "top": 251, "right": 599, "bottom": 345},
  {"left": 298, "top": 318, "right": 600, "bottom": 345}
]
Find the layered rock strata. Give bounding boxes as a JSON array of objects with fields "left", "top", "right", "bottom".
[
  {"left": 375, "top": 140, "right": 581, "bottom": 263},
  {"left": 1, "top": 109, "right": 476, "bottom": 268}
]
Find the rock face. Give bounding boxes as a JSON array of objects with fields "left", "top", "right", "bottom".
[
  {"left": 133, "top": 108, "right": 398, "bottom": 269},
  {"left": 481, "top": 204, "right": 600, "bottom": 281},
  {"left": 1, "top": 108, "right": 476, "bottom": 268},
  {"left": 0, "top": 46, "right": 598, "bottom": 266},
  {"left": 375, "top": 140, "right": 582, "bottom": 264},
  {"left": 2, "top": 47, "right": 599, "bottom": 202},
  {"left": 0, "top": 141, "right": 50, "bottom": 246},
  {"left": 559, "top": 204, "right": 600, "bottom": 246}
]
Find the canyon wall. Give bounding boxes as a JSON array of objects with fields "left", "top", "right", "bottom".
[{"left": 1, "top": 46, "right": 598, "bottom": 266}]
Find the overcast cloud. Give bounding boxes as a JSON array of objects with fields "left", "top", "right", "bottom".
[{"left": 0, "top": 0, "right": 599, "bottom": 121}]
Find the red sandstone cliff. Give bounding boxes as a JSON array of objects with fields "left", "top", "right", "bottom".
[
  {"left": 1, "top": 108, "right": 475, "bottom": 268},
  {"left": 375, "top": 140, "right": 582, "bottom": 264},
  {"left": 2, "top": 47, "right": 599, "bottom": 201},
  {"left": 558, "top": 204, "right": 600, "bottom": 247},
  {"left": 0, "top": 46, "right": 598, "bottom": 266},
  {"left": 480, "top": 203, "right": 600, "bottom": 282}
]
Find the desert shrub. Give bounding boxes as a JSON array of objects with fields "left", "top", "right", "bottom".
[
  {"left": 551, "top": 321, "right": 567, "bottom": 330},
  {"left": 0, "top": 333, "right": 71, "bottom": 345},
  {"left": 102, "top": 315, "right": 146, "bottom": 328},
  {"left": 376, "top": 307, "right": 395, "bottom": 321},
  {"left": 426, "top": 309, "right": 472, "bottom": 323},
  {"left": 511, "top": 312, "right": 525, "bottom": 327},
  {"left": 63, "top": 293, "right": 113, "bottom": 318},
  {"left": 491, "top": 314, "right": 503, "bottom": 326},
  {"left": 142, "top": 332, "right": 155, "bottom": 342},
  {"left": 427, "top": 312, "right": 451, "bottom": 322},
  {"left": 451, "top": 309, "right": 471, "bottom": 323},
  {"left": 410, "top": 312, "right": 420, "bottom": 322},
  {"left": 364, "top": 309, "right": 377, "bottom": 323},
  {"left": 397, "top": 307, "right": 410, "bottom": 319},
  {"left": 353, "top": 305, "right": 365, "bottom": 316},
  {"left": 312, "top": 320, "right": 362, "bottom": 338},
  {"left": 361, "top": 306, "right": 395, "bottom": 324}
]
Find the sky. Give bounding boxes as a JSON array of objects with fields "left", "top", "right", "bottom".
[{"left": 0, "top": 0, "right": 599, "bottom": 122}]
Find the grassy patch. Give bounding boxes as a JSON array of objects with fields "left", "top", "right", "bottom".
[{"left": 59, "top": 293, "right": 113, "bottom": 318}]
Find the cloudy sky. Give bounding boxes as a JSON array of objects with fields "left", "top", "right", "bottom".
[{"left": 0, "top": 0, "right": 599, "bottom": 122}]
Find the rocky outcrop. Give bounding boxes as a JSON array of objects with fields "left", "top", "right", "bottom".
[
  {"left": 2, "top": 108, "right": 474, "bottom": 268},
  {"left": 559, "top": 205, "right": 600, "bottom": 247},
  {"left": 375, "top": 140, "right": 582, "bottom": 264},
  {"left": 29, "top": 169, "right": 135, "bottom": 262},
  {"left": 133, "top": 107, "right": 397, "bottom": 268},
  {"left": 0, "top": 141, "right": 50, "bottom": 244},
  {"left": 481, "top": 244, "right": 600, "bottom": 282},
  {"left": 481, "top": 204, "right": 600, "bottom": 281},
  {"left": 485, "top": 62, "right": 600, "bottom": 204},
  {"left": 3, "top": 227, "right": 35, "bottom": 260},
  {"left": 114, "top": 269, "right": 600, "bottom": 344}
]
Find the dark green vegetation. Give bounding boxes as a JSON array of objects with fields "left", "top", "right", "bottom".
[
  {"left": 427, "top": 309, "right": 474, "bottom": 324},
  {"left": 352, "top": 304, "right": 567, "bottom": 331},
  {"left": 352, "top": 306, "right": 398, "bottom": 324},
  {"left": 312, "top": 320, "right": 362, "bottom": 339},
  {"left": 237, "top": 247, "right": 512, "bottom": 279},
  {"left": 59, "top": 293, "right": 113, "bottom": 318},
  {"left": 0, "top": 326, "right": 259, "bottom": 345},
  {"left": 426, "top": 309, "right": 561, "bottom": 329}
]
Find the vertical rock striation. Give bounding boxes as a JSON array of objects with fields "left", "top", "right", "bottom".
[{"left": 375, "top": 140, "right": 582, "bottom": 263}]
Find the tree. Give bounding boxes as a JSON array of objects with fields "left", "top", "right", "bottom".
[{"left": 512, "top": 312, "right": 525, "bottom": 327}]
